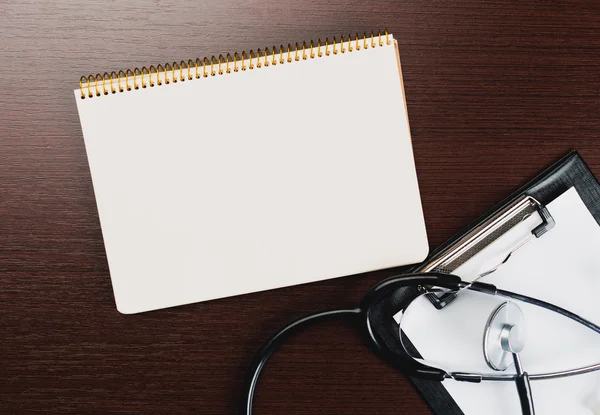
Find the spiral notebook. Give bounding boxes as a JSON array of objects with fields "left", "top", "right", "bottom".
[{"left": 74, "top": 32, "right": 428, "bottom": 314}]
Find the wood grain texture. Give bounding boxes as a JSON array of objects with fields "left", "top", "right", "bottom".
[{"left": 1, "top": 0, "right": 599, "bottom": 414}]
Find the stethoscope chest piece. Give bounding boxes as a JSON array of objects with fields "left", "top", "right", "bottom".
[{"left": 483, "top": 301, "right": 526, "bottom": 371}]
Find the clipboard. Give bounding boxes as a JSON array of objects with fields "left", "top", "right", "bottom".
[{"left": 368, "top": 150, "right": 600, "bottom": 414}]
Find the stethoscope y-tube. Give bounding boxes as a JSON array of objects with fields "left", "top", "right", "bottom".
[{"left": 241, "top": 272, "right": 600, "bottom": 415}]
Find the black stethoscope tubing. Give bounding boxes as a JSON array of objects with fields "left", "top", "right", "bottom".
[{"left": 241, "top": 272, "right": 600, "bottom": 415}]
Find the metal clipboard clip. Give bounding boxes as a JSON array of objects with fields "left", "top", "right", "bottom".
[{"left": 416, "top": 195, "right": 556, "bottom": 309}]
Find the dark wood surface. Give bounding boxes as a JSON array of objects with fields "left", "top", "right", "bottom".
[{"left": 2, "top": 1, "right": 600, "bottom": 414}]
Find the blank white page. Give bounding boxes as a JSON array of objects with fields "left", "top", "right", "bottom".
[{"left": 75, "top": 35, "right": 428, "bottom": 314}]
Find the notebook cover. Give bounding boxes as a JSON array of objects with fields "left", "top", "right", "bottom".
[
  {"left": 369, "top": 150, "right": 600, "bottom": 414},
  {"left": 74, "top": 35, "right": 430, "bottom": 314}
]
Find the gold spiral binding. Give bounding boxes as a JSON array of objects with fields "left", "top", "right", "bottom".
[
  {"left": 103, "top": 73, "right": 111, "bottom": 94},
  {"left": 163, "top": 64, "right": 171, "bottom": 84},
  {"left": 149, "top": 66, "right": 157, "bottom": 86},
  {"left": 182, "top": 60, "right": 189, "bottom": 81},
  {"left": 210, "top": 56, "right": 217, "bottom": 75},
  {"left": 187, "top": 60, "right": 194, "bottom": 80},
  {"left": 110, "top": 71, "right": 118, "bottom": 93},
  {"left": 171, "top": 62, "right": 178, "bottom": 83},
  {"left": 87, "top": 75, "right": 96, "bottom": 97},
  {"left": 141, "top": 67, "right": 149, "bottom": 88},
  {"left": 78, "top": 30, "right": 391, "bottom": 99},
  {"left": 256, "top": 49, "right": 262, "bottom": 68},
  {"left": 79, "top": 76, "right": 87, "bottom": 99},
  {"left": 202, "top": 58, "right": 208, "bottom": 77},
  {"left": 125, "top": 69, "right": 134, "bottom": 90},
  {"left": 116, "top": 70, "right": 124, "bottom": 92},
  {"left": 193, "top": 59, "right": 200, "bottom": 79},
  {"left": 156, "top": 65, "right": 164, "bottom": 85},
  {"left": 218, "top": 55, "right": 224, "bottom": 75},
  {"left": 194, "top": 59, "right": 201, "bottom": 78},
  {"left": 86, "top": 75, "right": 94, "bottom": 97},
  {"left": 98, "top": 73, "right": 107, "bottom": 95},
  {"left": 133, "top": 68, "right": 142, "bottom": 89}
]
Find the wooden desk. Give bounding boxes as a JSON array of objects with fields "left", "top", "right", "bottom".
[{"left": 2, "top": 1, "right": 599, "bottom": 414}]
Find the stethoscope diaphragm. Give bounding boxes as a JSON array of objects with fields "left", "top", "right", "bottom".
[{"left": 483, "top": 301, "right": 526, "bottom": 371}]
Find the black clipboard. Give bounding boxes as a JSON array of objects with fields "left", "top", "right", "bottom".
[{"left": 369, "top": 150, "right": 600, "bottom": 414}]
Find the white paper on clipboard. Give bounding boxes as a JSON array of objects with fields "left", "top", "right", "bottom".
[{"left": 402, "top": 187, "right": 600, "bottom": 414}]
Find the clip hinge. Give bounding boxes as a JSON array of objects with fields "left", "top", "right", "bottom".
[{"left": 531, "top": 204, "right": 555, "bottom": 238}]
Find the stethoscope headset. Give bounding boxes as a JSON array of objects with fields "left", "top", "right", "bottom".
[{"left": 241, "top": 272, "right": 600, "bottom": 415}]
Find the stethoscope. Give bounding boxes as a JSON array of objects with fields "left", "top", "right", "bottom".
[{"left": 241, "top": 272, "right": 600, "bottom": 415}]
